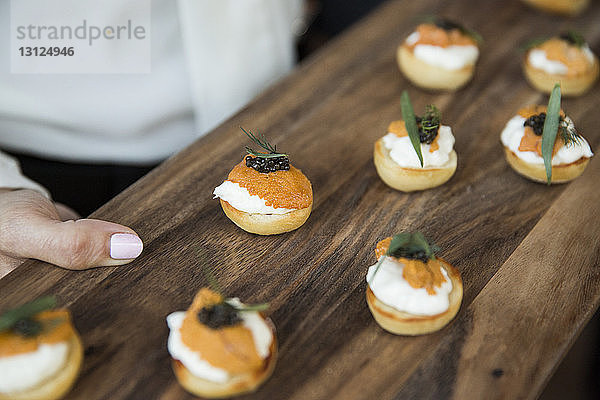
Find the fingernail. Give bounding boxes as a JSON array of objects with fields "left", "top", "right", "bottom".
[{"left": 110, "top": 233, "right": 143, "bottom": 259}]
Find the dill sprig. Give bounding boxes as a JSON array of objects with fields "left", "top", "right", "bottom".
[
  {"left": 199, "top": 250, "right": 269, "bottom": 319},
  {"left": 227, "top": 301, "right": 270, "bottom": 313},
  {"left": 421, "top": 105, "right": 441, "bottom": 133},
  {"left": 368, "top": 232, "right": 439, "bottom": 286},
  {"left": 241, "top": 127, "right": 287, "bottom": 159},
  {"left": 559, "top": 116, "right": 582, "bottom": 147}
]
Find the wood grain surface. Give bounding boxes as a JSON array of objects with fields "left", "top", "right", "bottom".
[{"left": 2, "top": 0, "right": 600, "bottom": 399}]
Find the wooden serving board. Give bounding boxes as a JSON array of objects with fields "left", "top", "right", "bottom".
[{"left": 2, "top": 0, "right": 600, "bottom": 398}]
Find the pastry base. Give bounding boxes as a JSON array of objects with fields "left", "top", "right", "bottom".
[
  {"left": 521, "top": 0, "right": 589, "bottom": 15},
  {"left": 524, "top": 56, "right": 599, "bottom": 96},
  {"left": 220, "top": 199, "right": 312, "bottom": 235},
  {"left": 172, "top": 324, "right": 278, "bottom": 399},
  {"left": 503, "top": 147, "right": 590, "bottom": 184},
  {"left": 0, "top": 334, "right": 84, "bottom": 400},
  {"left": 373, "top": 138, "right": 457, "bottom": 192},
  {"left": 366, "top": 258, "right": 463, "bottom": 336},
  {"left": 397, "top": 45, "right": 475, "bottom": 91}
]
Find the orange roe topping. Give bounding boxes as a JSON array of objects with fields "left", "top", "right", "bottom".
[
  {"left": 179, "top": 288, "right": 265, "bottom": 375},
  {"left": 227, "top": 159, "right": 312, "bottom": 209},
  {"left": 517, "top": 106, "right": 565, "bottom": 157},
  {"left": 0, "top": 310, "right": 75, "bottom": 357},
  {"left": 374, "top": 237, "right": 392, "bottom": 259},
  {"left": 387, "top": 120, "right": 440, "bottom": 152},
  {"left": 533, "top": 38, "right": 594, "bottom": 77},
  {"left": 374, "top": 237, "right": 446, "bottom": 295},
  {"left": 407, "top": 23, "right": 477, "bottom": 50},
  {"left": 401, "top": 258, "right": 447, "bottom": 295}
]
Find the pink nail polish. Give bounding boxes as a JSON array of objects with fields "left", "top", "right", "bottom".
[{"left": 110, "top": 233, "right": 143, "bottom": 259}]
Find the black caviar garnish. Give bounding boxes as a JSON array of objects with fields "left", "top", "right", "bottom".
[
  {"left": 245, "top": 155, "right": 290, "bottom": 173},
  {"left": 433, "top": 18, "right": 462, "bottom": 32},
  {"left": 197, "top": 302, "right": 242, "bottom": 330},
  {"left": 12, "top": 318, "right": 43, "bottom": 337},
  {"left": 414, "top": 104, "right": 441, "bottom": 144},
  {"left": 559, "top": 33, "right": 576, "bottom": 45},
  {"left": 524, "top": 112, "right": 582, "bottom": 146},
  {"left": 559, "top": 31, "right": 585, "bottom": 48},
  {"left": 415, "top": 116, "right": 439, "bottom": 144},
  {"left": 523, "top": 112, "right": 546, "bottom": 136},
  {"left": 388, "top": 248, "right": 431, "bottom": 264}
]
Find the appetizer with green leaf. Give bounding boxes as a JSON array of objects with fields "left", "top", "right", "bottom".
[
  {"left": 501, "top": 83, "right": 593, "bottom": 184},
  {"left": 397, "top": 17, "right": 482, "bottom": 90},
  {"left": 523, "top": 31, "right": 598, "bottom": 96},
  {"left": 366, "top": 232, "right": 463, "bottom": 335},
  {"left": 166, "top": 264, "right": 277, "bottom": 398},
  {"left": 0, "top": 296, "right": 83, "bottom": 400},
  {"left": 374, "top": 91, "right": 457, "bottom": 191}
]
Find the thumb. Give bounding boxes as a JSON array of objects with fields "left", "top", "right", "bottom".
[{"left": 21, "top": 218, "right": 143, "bottom": 270}]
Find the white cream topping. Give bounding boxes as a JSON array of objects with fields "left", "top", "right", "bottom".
[
  {"left": 213, "top": 180, "right": 294, "bottom": 215},
  {"left": 528, "top": 49, "right": 568, "bottom": 75},
  {"left": 382, "top": 125, "right": 455, "bottom": 168},
  {"left": 226, "top": 298, "right": 273, "bottom": 359},
  {"left": 166, "top": 300, "right": 273, "bottom": 383},
  {"left": 500, "top": 115, "right": 593, "bottom": 165},
  {"left": 406, "top": 31, "right": 479, "bottom": 70},
  {"left": 528, "top": 45, "right": 595, "bottom": 75},
  {"left": 583, "top": 46, "right": 596, "bottom": 63},
  {"left": 366, "top": 256, "right": 453, "bottom": 316},
  {"left": 0, "top": 342, "right": 69, "bottom": 393},
  {"left": 405, "top": 31, "right": 420, "bottom": 46}
]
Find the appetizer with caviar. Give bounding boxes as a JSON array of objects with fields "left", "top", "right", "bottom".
[
  {"left": 521, "top": 0, "right": 589, "bottom": 16},
  {"left": 397, "top": 17, "right": 482, "bottom": 90},
  {"left": 166, "top": 287, "right": 277, "bottom": 398},
  {"left": 0, "top": 297, "right": 83, "bottom": 400},
  {"left": 374, "top": 91, "right": 457, "bottom": 191},
  {"left": 524, "top": 31, "right": 598, "bottom": 96},
  {"left": 501, "top": 84, "right": 593, "bottom": 184},
  {"left": 213, "top": 128, "right": 313, "bottom": 235},
  {"left": 366, "top": 232, "right": 463, "bottom": 335}
]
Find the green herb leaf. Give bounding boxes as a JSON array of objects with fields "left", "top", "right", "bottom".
[
  {"left": 412, "top": 232, "right": 436, "bottom": 260},
  {"left": 400, "top": 91, "right": 424, "bottom": 167},
  {"left": 0, "top": 296, "right": 57, "bottom": 333},
  {"left": 541, "top": 83, "right": 562, "bottom": 185},
  {"left": 204, "top": 268, "right": 223, "bottom": 296},
  {"left": 520, "top": 36, "right": 549, "bottom": 52},
  {"left": 560, "top": 31, "right": 585, "bottom": 48},
  {"left": 417, "top": 16, "right": 483, "bottom": 44},
  {"left": 387, "top": 232, "right": 412, "bottom": 256},
  {"left": 522, "top": 31, "right": 586, "bottom": 52},
  {"left": 197, "top": 248, "right": 269, "bottom": 315},
  {"left": 241, "top": 127, "right": 287, "bottom": 158},
  {"left": 230, "top": 302, "right": 270, "bottom": 313},
  {"left": 386, "top": 232, "right": 438, "bottom": 260}
]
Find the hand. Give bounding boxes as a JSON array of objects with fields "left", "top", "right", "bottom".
[{"left": 0, "top": 189, "right": 143, "bottom": 278}]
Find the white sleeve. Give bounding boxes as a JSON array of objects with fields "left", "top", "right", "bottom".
[
  {"left": 0, "top": 151, "right": 51, "bottom": 198},
  {"left": 177, "top": 0, "right": 303, "bottom": 134}
]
